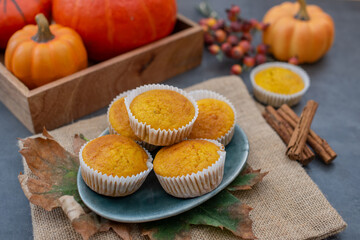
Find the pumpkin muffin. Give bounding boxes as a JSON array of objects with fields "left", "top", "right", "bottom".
[
  {"left": 154, "top": 139, "right": 226, "bottom": 198},
  {"left": 130, "top": 89, "right": 195, "bottom": 130},
  {"left": 80, "top": 134, "right": 153, "bottom": 197},
  {"left": 107, "top": 92, "right": 158, "bottom": 151},
  {"left": 107, "top": 92, "right": 140, "bottom": 141},
  {"left": 125, "top": 84, "right": 198, "bottom": 146},
  {"left": 189, "top": 90, "right": 236, "bottom": 146}
]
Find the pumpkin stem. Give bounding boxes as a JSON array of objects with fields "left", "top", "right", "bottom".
[
  {"left": 31, "top": 13, "right": 55, "bottom": 43},
  {"left": 295, "top": 0, "right": 310, "bottom": 21}
]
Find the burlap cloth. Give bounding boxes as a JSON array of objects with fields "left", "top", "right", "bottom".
[{"left": 22, "top": 76, "right": 346, "bottom": 240}]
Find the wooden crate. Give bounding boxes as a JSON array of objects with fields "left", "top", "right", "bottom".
[{"left": 0, "top": 15, "right": 203, "bottom": 133}]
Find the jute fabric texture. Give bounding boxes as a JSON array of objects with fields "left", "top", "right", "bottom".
[{"left": 22, "top": 76, "right": 346, "bottom": 240}]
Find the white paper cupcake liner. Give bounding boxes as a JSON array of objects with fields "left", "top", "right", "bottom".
[
  {"left": 79, "top": 139, "right": 153, "bottom": 197},
  {"left": 124, "top": 84, "right": 199, "bottom": 146},
  {"left": 250, "top": 62, "right": 310, "bottom": 107},
  {"left": 107, "top": 90, "right": 158, "bottom": 151},
  {"left": 188, "top": 90, "right": 237, "bottom": 146},
  {"left": 155, "top": 139, "right": 226, "bottom": 198}
]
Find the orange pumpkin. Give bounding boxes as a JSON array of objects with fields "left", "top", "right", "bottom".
[
  {"left": 52, "top": 0, "right": 177, "bottom": 61},
  {"left": 5, "top": 14, "right": 88, "bottom": 89},
  {"left": 0, "top": 0, "right": 51, "bottom": 49},
  {"left": 263, "top": 0, "right": 335, "bottom": 63}
]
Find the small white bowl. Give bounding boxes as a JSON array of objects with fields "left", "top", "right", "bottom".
[{"left": 250, "top": 62, "right": 310, "bottom": 107}]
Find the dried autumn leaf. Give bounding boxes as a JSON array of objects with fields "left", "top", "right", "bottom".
[
  {"left": 18, "top": 130, "right": 131, "bottom": 240},
  {"left": 71, "top": 207, "right": 132, "bottom": 240},
  {"left": 227, "top": 164, "right": 268, "bottom": 191},
  {"left": 141, "top": 190, "right": 256, "bottom": 240},
  {"left": 142, "top": 216, "right": 191, "bottom": 240},
  {"left": 61, "top": 195, "right": 131, "bottom": 240},
  {"left": 19, "top": 129, "right": 80, "bottom": 208}
]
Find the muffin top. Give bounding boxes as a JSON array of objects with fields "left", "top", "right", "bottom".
[
  {"left": 108, "top": 97, "right": 140, "bottom": 141},
  {"left": 254, "top": 67, "right": 304, "bottom": 94},
  {"left": 154, "top": 140, "right": 222, "bottom": 177},
  {"left": 82, "top": 135, "right": 148, "bottom": 178},
  {"left": 189, "top": 98, "right": 235, "bottom": 140},
  {"left": 130, "top": 89, "right": 195, "bottom": 130}
]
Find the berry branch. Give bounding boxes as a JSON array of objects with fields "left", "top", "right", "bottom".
[{"left": 199, "top": 3, "right": 272, "bottom": 75}]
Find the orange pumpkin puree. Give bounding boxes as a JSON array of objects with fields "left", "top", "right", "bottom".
[
  {"left": 255, "top": 67, "right": 304, "bottom": 94},
  {"left": 189, "top": 98, "right": 234, "bottom": 140},
  {"left": 154, "top": 140, "right": 222, "bottom": 177},
  {"left": 82, "top": 135, "right": 148, "bottom": 178},
  {"left": 130, "top": 89, "right": 195, "bottom": 130}
]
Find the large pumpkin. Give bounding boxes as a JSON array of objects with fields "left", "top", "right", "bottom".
[
  {"left": 263, "top": 0, "right": 335, "bottom": 63},
  {"left": 0, "top": 0, "right": 51, "bottom": 49},
  {"left": 5, "top": 14, "right": 88, "bottom": 89},
  {"left": 52, "top": 0, "right": 177, "bottom": 61}
]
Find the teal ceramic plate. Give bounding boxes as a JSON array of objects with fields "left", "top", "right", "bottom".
[{"left": 77, "top": 124, "right": 249, "bottom": 223}]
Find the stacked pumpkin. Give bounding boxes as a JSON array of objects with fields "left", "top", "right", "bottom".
[{"left": 1, "top": 0, "right": 177, "bottom": 89}]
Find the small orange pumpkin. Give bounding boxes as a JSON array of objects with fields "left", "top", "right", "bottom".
[
  {"left": 5, "top": 14, "right": 87, "bottom": 89},
  {"left": 263, "top": 0, "right": 335, "bottom": 63}
]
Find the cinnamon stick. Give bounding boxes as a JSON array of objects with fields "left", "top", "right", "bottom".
[
  {"left": 286, "top": 100, "right": 318, "bottom": 161},
  {"left": 263, "top": 106, "right": 314, "bottom": 165},
  {"left": 278, "top": 104, "right": 337, "bottom": 164}
]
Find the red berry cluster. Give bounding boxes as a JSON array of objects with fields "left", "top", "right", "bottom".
[{"left": 199, "top": 5, "right": 270, "bottom": 75}]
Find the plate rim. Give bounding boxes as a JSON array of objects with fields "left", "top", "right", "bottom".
[{"left": 77, "top": 124, "right": 249, "bottom": 223}]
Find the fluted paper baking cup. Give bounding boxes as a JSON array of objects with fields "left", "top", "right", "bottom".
[
  {"left": 188, "top": 90, "right": 237, "bottom": 146},
  {"left": 79, "top": 139, "right": 153, "bottom": 197},
  {"left": 107, "top": 90, "right": 158, "bottom": 151},
  {"left": 155, "top": 139, "right": 226, "bottom": 198},
  {"left": 250, "top": 62, "right": 310, "bottom": 107},
  {"left": 124, "top": 84, "right": 199, "bottom": 146}
]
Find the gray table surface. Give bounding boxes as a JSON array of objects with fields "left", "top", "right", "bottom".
[{"left": 1, "top": 0, "right": 359, "bottom": 239}]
